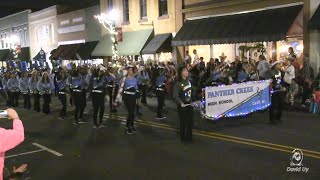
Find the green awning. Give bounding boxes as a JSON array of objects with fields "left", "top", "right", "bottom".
[
  {"left": 92, "top": 29, "right": 153, "bottom": 56},
  {"left": 76, "top": 41, "right": 99, "bottom": 59},
  {"left": 141, "top": 33, "right": 172, "bottom": 54}
]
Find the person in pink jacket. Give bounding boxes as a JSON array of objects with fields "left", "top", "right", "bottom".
[{"left": 0, "top": 108, "right": 25, "bottom": 180}]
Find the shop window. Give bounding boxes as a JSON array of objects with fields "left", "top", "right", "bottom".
[
  {"left": 123, "top": 0, "right": 130, "bottom": 23},
  {"left": 159, "top": 0, "right": 168, "bottom": 17},
  {"left": 140, "top": 0, "right": 147, "bottom": 19}
]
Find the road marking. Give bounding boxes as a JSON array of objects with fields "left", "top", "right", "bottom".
[
  {"left": 104, "top": 114, "right": 320, "bottom": 159},
  {"left": 5, "top": 149, "right": 45, "bottom": 159},
  {"left": 32, "top": 143, "right": 63, "bottom": 157}
]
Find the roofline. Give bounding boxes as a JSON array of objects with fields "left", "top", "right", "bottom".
[
  {"left": 186, "top": 2, "right": 303, "bottom": 20},
  {"left": 0, "top": 9, "right": 32, "bottom": 21}
]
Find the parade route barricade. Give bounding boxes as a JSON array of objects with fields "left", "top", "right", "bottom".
[{"left": 200, "top": 80, "right": 271, "bottom": 120}]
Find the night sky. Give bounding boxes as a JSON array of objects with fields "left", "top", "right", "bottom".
[{"left": 0, "top": 0, "right": 99, "bottom": 18}]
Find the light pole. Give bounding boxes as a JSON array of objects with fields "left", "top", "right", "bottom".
[{"left": 95, "top": 9, "right": 118, "bottom": 63}]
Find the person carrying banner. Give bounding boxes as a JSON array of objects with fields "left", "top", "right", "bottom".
[
  {"left": 265, "top": 61, "right": 285, "bottom": 124},
  {"left": 173, "top": 66, "right": 193, "bottom": 142}
]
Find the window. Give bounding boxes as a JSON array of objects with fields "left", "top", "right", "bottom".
[
  {"left": 123, "top": 0, "right": 129, "bottom": 22},
  {"left": 19, "top": 29, "right": 23, "bottom": 46},
  {"left": 0, "top": 34, "right": 3, "bottom": 49},
  {"left": 108, "top": 0, "right": 113, "bottom": 11},
  {"left": 24, "top": 28, "right": 28, "bottom": 46},
  {"left": 140, "top": 0, "right": 147, "bottom": 19},
  {"left": 159, "top": 0, "right": 168, "bottom": 16},
  {"left": 4, "top": 33, "right": 8, "bottom": 48}
]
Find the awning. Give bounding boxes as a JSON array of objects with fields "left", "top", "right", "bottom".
[
  {"left": 92, "top": 29, "right": 153, "bottom": 56},
  {"left": 76, "top": 41, "right": 99, "bottom": 60},
  {"left": 309, "top": 4, "right": 320, "bottom": 29},
  {"left": 141, "top": 33, "right": 173, "bottom": 54},
  {"left": 49, "top": 44, "right": 81, "bottom": 60},
  {"left": 172, "top": 5, "right": 303, "bottom": 46}
]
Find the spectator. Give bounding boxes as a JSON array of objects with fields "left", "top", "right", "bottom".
[
  {"left": 0, "top": 108, "right": 25, "bottom": 180},
  {"left": 286, "top": 78, "right": 299, "bottom": 106},
  {"left": 199, "top": 57, "right": 206, "bottom": 71},
  {"left": 310, "top": 82, "right": 320, "bottom": 113},
  {"left": 283, "top": 58, "right": 295, "bottom": 89},
  {"left": 192, "top": 49, "right": 200, "bottom": 65},
  {"left": 257, "top": 55, "right": 270, "bottom": 79},
  {"left": 3, "top": 164, "right": 28, "bottom": 180},
  {"left": 184, "top": 51, "right": 191, "bottom": 65}
]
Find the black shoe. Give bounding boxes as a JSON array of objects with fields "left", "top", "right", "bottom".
[
  {"left": 79, "top": 119, "right": 87, "bottom": 124},
  {"left": 99, "top": 124, "right": 107, "bottom": 128},
  {"left": 111, "top": 109, "right": 117, "bottom": 113},
  {"left": 137, "top": 112, "right": 143, "bottom": 116},
  {"left": 130, "top": 126, "right": 136, "bottom": 133},
  {"left": 156, "top": 116, "right": 167, "bottom": 120},
  {"left": 73, "top": 122, "right": 80, "bottom": 126},
  {"left": 58, "top": 117, "right": 65, "bottom": 120},
  {"left": 126, "top": 128, "right": 134, "bottom": 135}
]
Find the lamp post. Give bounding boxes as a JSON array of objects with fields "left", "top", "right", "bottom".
[{"left": 95, "top": 10, "right": 118, "bottom": 63}]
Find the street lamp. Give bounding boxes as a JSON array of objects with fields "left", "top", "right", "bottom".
[{"left": 95, "top": 9, "right": 119, "bottom": 62}]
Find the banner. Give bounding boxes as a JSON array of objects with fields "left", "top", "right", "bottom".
[{"left": 204, "top": 80, "right": 271, "bottom": 119}]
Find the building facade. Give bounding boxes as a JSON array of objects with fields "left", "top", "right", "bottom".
[
  {"left": 0, "top": 10, "right": 31, "bottom": 50},
  {"left": 29, "top": 6, "right": 60, "bottom": 59},
  {"left": 96, "top": 0, "right": 183, "bottom": 62},
  {"left": 57, "top": 5, "right": 101, "bottom": 45},
  {"left": 174, "top": 0, "right": 320, "bottom": 75}
]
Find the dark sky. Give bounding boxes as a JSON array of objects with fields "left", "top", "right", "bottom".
[{"left": 0, "top": 0, "right": 99, "bottom": 18}]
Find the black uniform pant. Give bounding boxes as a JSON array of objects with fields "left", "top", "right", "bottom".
[
  {"left": 9, "top": 92, "right": 19, "bottom": 107},
  {"left": 23, "top": 94, "right": 31, "bottom": 109},
  {"left": 123, "top": 94, "right": 136, "bottom": 128},
  {"left": 301, "top": 87, "right": 312, "bottom": 105},
  {"left": 270, "top": 92, "right": 283, "bottom": 122},
  {"left": 107, "top": 86, "right": 118, "bottom": 111},
  {"left": 138, "top": 84, "right": 147, "bottom": 104},
  {"left": 33, "top": 93, "right": 40, "bottom": 112},
  {"left": 58, "top": 93, "right": 67, "bottom": 118},
  {"left": 69, "top": 89, "right": 73, "bottom": 106},
  {"left": 92, "top": 92, "right": 105, "bottom": 126},
  {"left": 42, "top": 94, "right": 51, "bottom": 114},
  {"left": 6, "top": 91, "right": 11, "bottom": 106},
  {"left": 73, "top": 91, "right": 85, "bottom": 123},
  {"left": 156, "top": 90, "right": 165, "bottom": 117},
  {"left": 82, "top": 90, "right": 87, "bottom": 110},
  {"left": 178, "top": 106, "right": 193, "bottom": 141}
]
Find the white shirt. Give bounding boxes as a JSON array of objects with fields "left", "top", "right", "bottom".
[
  {"left": 257, "top": 60, "right": 270, "bottom": 79},
  {"left": 284, "top": 65, "right": 295, "bottom": 84},
  {"left": 193, "top": 54, "right": 199, "bottom": 64}
]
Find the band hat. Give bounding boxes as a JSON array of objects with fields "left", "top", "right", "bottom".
[{"left": 270, "top": 60, "right": 283, "bottom": 68}]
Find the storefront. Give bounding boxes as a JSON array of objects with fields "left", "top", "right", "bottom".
[
  {"left": 92, "top": 29, "right": 153, "bottom": 64},
  {"left": 49, "top": 41, "right": 101, "bottom": 66},
  {"left": 141, "top": 33, "right": 173, "bottom": 63},
  {"left": 173, "top": 5, "right": 303, "bottom": 64}
]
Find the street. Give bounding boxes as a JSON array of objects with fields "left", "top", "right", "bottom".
[{"left": 1, "top": 96, "right": 319, "bottom": 179}]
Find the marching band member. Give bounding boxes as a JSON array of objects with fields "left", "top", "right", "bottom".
[
  {"left": 56, "top": 71, "right": 68, "bottom": 120},
  {"left": 29, "top": 70, "right": 40, "bottom": 112},
  {"left": 81, "top": 67, "right": 90, "bottom": 117},
  {"left": 137, "top": 65, "right": 149, "bottom": 105},
  {"left": 7, "top": 73, "right": 20, "bottom": 107},
  {"left": 91, "top": 68, "right": 107, "bottom": 128},
  {"left": 37, "top": 72, "right": 53, "bottom": 114},
  {"left": 1, "top": 71, "right": 10, "bottom": 106},
  {"left": 106, "top": 67, "right": 119, "bottom": 113},
  {"left": 155, "top": 66, "right": 166, "bottom": 120},
  {"left": 118, "top": 65, "right": 139, "bottom": 135},
  {"left": 19, "top": 72, "right": 31, "bottom": 109},
  {"left": 70, "top": 68, "right": 87, "bottom": 125},
  {"left": 173, "top": 66, "right": 193, "bottom": 142}
]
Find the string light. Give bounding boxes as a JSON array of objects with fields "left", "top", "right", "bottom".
[{"left": 95, "top": 10, "right": 119, "bottom": 62}]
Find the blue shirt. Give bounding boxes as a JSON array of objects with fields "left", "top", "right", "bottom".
[
  {"left": 124, "top": 77, "right": 138, "bottom": 90},
  {"left": 156, "top": 74, "right": 166, "bottom": 87},
  {"left": 19, "top": 77, "right": 29, "bottom": 92},
  {"left": 7, "top": 78, "right": 19, "bottom": 92},
  {"left": 92, "top": 76, "right": 105, "bottom": 90}
]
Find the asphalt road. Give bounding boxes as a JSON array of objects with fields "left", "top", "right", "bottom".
[{"left": 0, "top": 95, "right": 319, "bottom": 179}]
